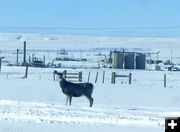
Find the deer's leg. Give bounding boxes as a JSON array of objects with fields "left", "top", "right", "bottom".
[
  {"left": 86, "top": 96, "right": 94, "bottom": 107},
  {"left": 69, "top": 96, "right": 72, "bottom": 106},
  {"left": 66, "top": 96, "right": 69, "bottom": 105}
]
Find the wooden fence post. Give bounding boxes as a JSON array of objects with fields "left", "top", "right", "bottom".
[
  {"left": 24, "top": 63, "right": 28, "bottom": 78},
  {"left": 87, "top": 72, "right": 91, "bottom": 83},
  {"left": 95, "top": 72, "right": 99, "bottom": 83},
  {"left": 164, "top": 74, "right": 166, "bottom": 87},
  {"left": 111, "top": 72, "right": 116, "bottom": 84},
  {"left": 78, "top": 71, "right": 82, "bottom": 82},
  {"left": 53, "top": 72, "right": 55, "bottom": 81},
  {"left": 102, "top": 71, "right": 105, "bottom": 83},
  {"left": 129, "top": 73, "right": 132, "bottom": 84}
]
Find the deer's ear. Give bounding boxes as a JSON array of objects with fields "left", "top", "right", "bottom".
[
  {"left": 63, "top": 70, "right": 67, "bottom": 74},
  {"left": 53, "top": 70, "right": 57, "bottom": 74}
]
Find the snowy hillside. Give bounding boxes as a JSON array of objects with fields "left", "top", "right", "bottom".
[
  {"left": 1, "top": 33, "right": 180, "bottom": 65},
  {"left": 0, "top": 33, "right": 180, "bottom": 53}
]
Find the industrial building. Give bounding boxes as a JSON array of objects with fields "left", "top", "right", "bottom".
[
  {"left": 112, "top": 51, "right": 146, "bottom": 70},
  {"left": 112, "top": 51, "right": 123, "bottom": 69}
]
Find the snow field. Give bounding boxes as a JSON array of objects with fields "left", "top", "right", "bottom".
[
  {"left": 0, "top": 66, "right": 180, "bottom": 132},
  {"left": 0, "top": 33, "right": 180, "bottom": 131}
]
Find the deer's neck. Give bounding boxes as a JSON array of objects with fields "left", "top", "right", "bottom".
[{"left": 59, "top": 78, "right": 67, "bottom": 88}]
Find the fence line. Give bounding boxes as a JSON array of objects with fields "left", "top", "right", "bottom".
[
  {"left": 22, "top": 63, "right": 29, "bottom": 79},
  {"left": 87, "top": 72, "right": 91, "bottom": 83},
  {"left": 164, "top": 74, "right": 166, "bottom": 87},
  {"left": 111, "top": 72, "right": 132, "bottom": 84},
  {"left": 95, "top": 72, "right": 99, "bottom": 83},
  {"left": 102, "top": 71, "right": 105, "bottom": 84},
  {"left": 63, "top": 71, "right": 82, "bottom": 82}
]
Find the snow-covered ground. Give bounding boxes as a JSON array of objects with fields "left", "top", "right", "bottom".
[
  {"left": 0, "top": 66, "right": 180, "bottom": 132},
  {"left": 1, "top": 33, "right": 180, "bottom": 131}
]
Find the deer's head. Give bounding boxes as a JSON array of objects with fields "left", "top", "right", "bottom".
[{"left": 54, "top": 70, "right": 64, "bottom": 81}]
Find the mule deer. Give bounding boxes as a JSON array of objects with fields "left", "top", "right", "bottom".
[{"left": 54, "top": 70, "right": 94, "bottom": 107}]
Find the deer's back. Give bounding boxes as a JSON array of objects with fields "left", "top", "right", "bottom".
[{"left": 60, "top": 81, "right": 93, "bottom": 97}]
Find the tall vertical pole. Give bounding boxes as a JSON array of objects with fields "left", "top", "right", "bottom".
[
  {"left": 29, "top": 56, "right": 31, "bottom": 64},
  {"left": 0, "top": 58, "right": 2, "bottom": 72},
  {"left": 170, "top": 50, "right": 173, "bottom": 64},
  {"left": 110, "top": 51, "right": 112, "bottom": 63},
  {"left": 23, "top": 41, "right": 26, "bottom": 66},
  {"left": 80, "top": 49, "right": 82, "bottom": 61},
  {"left": 43, "top": 55, "right": 45, "bottom": 66},
  {"left": 16, "top": 49, "right": 19, "bottom": 66}
]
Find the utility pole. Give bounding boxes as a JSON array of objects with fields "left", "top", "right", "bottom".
[
  {"left": 80, "top": 49, "right": 82, "bottom": 61},
  {"left": 170, "top": 50, "right": 173, "bottom": 64},
  {"left": 23, "top": 41, "right": 26, "bottom": 66},
  {"left": 16, "top": 49, "right": 19, "bottom": 66},
  {"left": 0, "top": 58, "right": 2, "bottom": 72}
]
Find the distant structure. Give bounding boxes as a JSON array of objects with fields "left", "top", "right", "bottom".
[
  {"left": 112, "top": 51, "right": 146, "bottom": 69},
  {"left": 135, "top": 53, "right": 146, "bottom": 69},
  {"left": 30, "top": 56, "right": 46, "bottom": 67},
  {"left": 57, "top": 48, "right": 68, "bottom": 57}
]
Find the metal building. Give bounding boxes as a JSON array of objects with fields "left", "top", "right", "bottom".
[
  {"left": 111, "top": 51, "right": 146, "bottom": 70},
  {"left": 112, "top": 51, "right": 124, "bottom": 69},
  {"left": 124, "top": 53, "right": 135, "bottom": 69},
  {"left": 135, "top": 53, "right": 146, "bottom": 69}
]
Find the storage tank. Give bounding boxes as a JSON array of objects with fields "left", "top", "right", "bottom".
[
  {"left": 135, "top": 53, "right": 146, "bottom": 69},
  {"left": 124, "top": 53, "right": 135, "bottom": 69},
  {"left": 112, "top": 51, "right": 123, "bottom": 69}
]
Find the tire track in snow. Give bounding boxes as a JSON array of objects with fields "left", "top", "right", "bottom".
[{"left": 0, "top": 100, "right": 164, "bottom": 127}]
